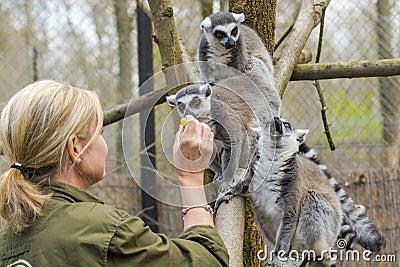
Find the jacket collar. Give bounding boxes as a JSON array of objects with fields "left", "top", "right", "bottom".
[{"left": 42, "top": 182, "right": 104, "bottom": 204}]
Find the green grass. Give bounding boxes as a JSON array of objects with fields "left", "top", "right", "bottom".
[{"left": 326, "top": 87, "right": 382, "bottom": 144}]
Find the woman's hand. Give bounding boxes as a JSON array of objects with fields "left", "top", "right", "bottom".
[{"left": 173, "top": 115, "right": 214, "bottom": 187}]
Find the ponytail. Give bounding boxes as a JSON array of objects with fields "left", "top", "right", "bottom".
[{"left": 0, "top": 169, "right": 47, "bottom": 233}]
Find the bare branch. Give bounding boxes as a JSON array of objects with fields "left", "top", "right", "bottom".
[
  {"left": 274, "top": 0, "right": 331, "bottom": 97},
  {"left": 103, "top": 88, "right": 168, "bottom": 126},
  {"left": 291, "top": 58, "right": 400, "bottom": 81},
  {"left": 313, "top": 5, "right": 335, "bottom": 150},
  {"left": 314, "top": 80, "right": 335, "bottom": 150}
]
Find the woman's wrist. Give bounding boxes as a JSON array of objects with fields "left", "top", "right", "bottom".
[
  {"left": 180, "top": 185, "right": 207, "bottom": 206},
  {"left": 177, "top": 171, "right": 205, "bottom": 187},
  {"left": 179, "top": 173, "right": 214, "bottom": 229}
]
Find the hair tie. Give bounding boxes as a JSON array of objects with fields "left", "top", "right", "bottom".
[{"left": 10, "top": 163, "right": 27, "bottom": 173}]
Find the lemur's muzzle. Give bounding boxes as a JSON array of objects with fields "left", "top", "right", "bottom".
[
  {"left": 224, "top": 38, "right": 236, "bottom": 49},
  {"left": 270, "top": 117, "right": 283, "bottom": 139}
]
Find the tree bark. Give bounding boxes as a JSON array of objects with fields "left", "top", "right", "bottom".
[
  {"left": 103, "top": 88, "right": 167, "bottom": 126},
  {"left": 215, "top": 197, "right": 246, "bottom": 267},
  {"left": 148, "top": 0, "right": 186, "bottom": 92},
  {"left": 274, "top": 0, "right": 331, "bottom": 97},
  {"left": 290, "top": 58, "right": 400, "bottom": 81},
  {"left": 229, "top": 0, "right": 276, "bottom": 54}
]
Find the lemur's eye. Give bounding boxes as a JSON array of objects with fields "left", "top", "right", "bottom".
[
  {"left": 178, "top": 102, "right": 185, "bottom": 111},
  {"left": 231, "top": 27, "right": 238, "bottom": 36},
  {"left": 283, "top": 122, "right": 291, "bottom": 130},
  {"left": 215, "top": 31, "right": 225, "bottom": 39},
  {"left": 191, "top": 98, "right": 201, "bottom": 106}
]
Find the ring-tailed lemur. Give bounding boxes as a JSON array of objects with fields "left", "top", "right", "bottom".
[
  {"left": 198, "top": 12, "right": 276, "bottom": 99},
  {"left": 241, "top": 118, "right": 385, "bottom": 266},
  {"left": 194, "top": 12, "right": 281, "bottom": 206},
  {"left": 167, "top": 75, "right": 279, "bottom": 206},
  {"left": 250, "top": 117, "right": 342, "bottom": 266},
  {"left": 298, "top": 143, "right": 386, "bottom": 252},
  {"left": 251, "top": 117, "right": 342, "bottom": 266}
]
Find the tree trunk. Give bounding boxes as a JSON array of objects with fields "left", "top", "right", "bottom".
[
  {"left": 114, "top": 0, "right": 133, "bottom": 170},
  {"left": 376, "top": 0, "right": 400, "bottom": 168},
  {"left": 229, "top": 0, "right": 276, "bottom": 55},
  {"left": 148, "top": 0, "right": 187, "bottom": 92}
]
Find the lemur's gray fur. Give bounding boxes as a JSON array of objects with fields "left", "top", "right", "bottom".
[
  {"left": 198, "top": 12, "right": 275, "bottom": 95},
  {"left": 298, "top": 143, "right": 386, "bottom": 252},
  {"left": 251, "top": 117, "right": 342, "bottom": 267},
  {"left": 191, "top": 12, "right": 281, "bottom": 207},
  {"left": 167, "top": 75, "right": 279, "bottom": 206},
  {"left": 186, "top": 13, "right": 385, "bottom": 257}
]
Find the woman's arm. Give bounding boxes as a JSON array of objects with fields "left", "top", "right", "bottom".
[
  {"left": 172, "top": 116, "right": 215, "bottom": 230},
  {"left": 107, "top": 116, "right": 228, "bottom": 266},
  {"left": 108, "top": 214, "right": 228, "bottom": 266}
]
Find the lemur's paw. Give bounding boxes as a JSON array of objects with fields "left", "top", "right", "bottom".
[
  {"left": 214, "top": 190, "right": 233, "bottom": 211},
  {"left": 214, "top": 178, "right": 252, "bottom": 211}
]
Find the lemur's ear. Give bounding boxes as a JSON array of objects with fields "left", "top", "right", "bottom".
[
  {"left": 200, "top": 17, "right": 212, "bottom": 31},
  {"left": 232, "top": 13, "right": 245, "bottom": 23},
  {"left": 200, "top": 84, "right": 212, "bottom": 98},
  {"left": 296, "top": 129, "right": 309, "bottom": 143},
  {"left": 166, "top": 95, "right": 177, "bottom": 106}
]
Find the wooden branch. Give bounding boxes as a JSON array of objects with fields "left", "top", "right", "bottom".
[
  {"left": 313, "top": 5, "right": 335, "bottom": 151},
  {"left": 314, "top": 80, "right": 335, "bottom": 150},
  {"left": 291, "top": 58, "right": 400, "bottom": 81},
  {"left": 101, "top": 58, "right": 400, "bottom": 127},
  {"left": 103, "top": 88, "right": 168, "bottom": 126},
  {"left": 274, "top": 0, "right": 331, "bottom": 97}
]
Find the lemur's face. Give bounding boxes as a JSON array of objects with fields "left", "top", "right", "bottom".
[
  {"left": 269, "top": 117, "right": 294, "bottom": 140},
  {"left": 265, "top": 117, "right": 309, "bottom": 149},
  {"left": 166, "top": 84, "right": 212, "bottom": 118},
  {"left": 200, "top": 12, "right": 244, "bottom": 50},
  {"left": 210, "top": 23, "right": 240, "bottom": 49}
]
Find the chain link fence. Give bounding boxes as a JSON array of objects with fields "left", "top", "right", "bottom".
[{"left": 0, "top": 0, "right": 399, "bottom": 265}]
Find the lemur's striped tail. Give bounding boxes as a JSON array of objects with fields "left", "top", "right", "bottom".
[{"left": 299, "top": 143, "right": 386, "bottom": 252}]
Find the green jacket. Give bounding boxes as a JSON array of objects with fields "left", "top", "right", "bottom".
[{"left": 0, "top": 183, "right": 228, "bottom": 267}]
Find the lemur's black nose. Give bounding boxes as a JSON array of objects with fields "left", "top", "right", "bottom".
[{"left": 224, "top": 38, "right": 236, "bottom": 49}]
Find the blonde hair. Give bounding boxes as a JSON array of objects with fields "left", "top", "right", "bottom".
[{"left": 0, "top": 80, "right": 103, "bottom": 233}]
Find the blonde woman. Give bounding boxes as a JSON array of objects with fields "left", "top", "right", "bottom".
[{"left": 0, "top": 80, "right": 228, "bottom": 266}]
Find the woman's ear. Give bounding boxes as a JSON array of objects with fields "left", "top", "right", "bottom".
[{"left": 66, "top": 134, "right": 83, "bottom": 163}]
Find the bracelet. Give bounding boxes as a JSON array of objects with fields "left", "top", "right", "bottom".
[{"left": 182, "top": 204, "right": 214, "bottom": 216}]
